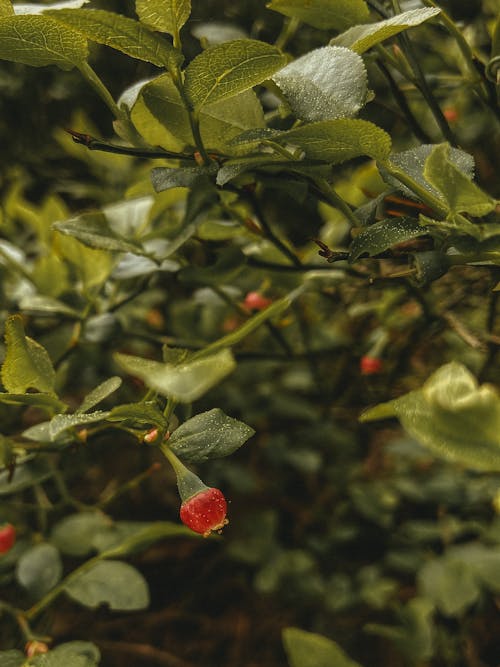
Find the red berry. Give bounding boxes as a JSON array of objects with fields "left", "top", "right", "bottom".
[
  {"left": 180, "top": 488, "right": 228, "bottom": 537},
  {"left": 443, "top": 107, "right": 459, "bottom": 122},
  {"left": 0, "top": 523, "right": 16, "bottom": 554},
  {"left": 360, "top": 356, "right": 383, "bottom": 375},
  {"left": 25, "top": 641, "right": 49, "bottom": 658},
  {"left": 243, "top": 291, "right": 272, "bottom": 311}
]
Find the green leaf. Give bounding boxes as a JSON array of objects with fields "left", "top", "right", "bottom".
[
  {"left": 169, "top": 408, "right": 255, "bottom": 462},
  {"left": 0, "top": 392, "right": 67, "bottom": 414},
  {"left": 424, "top": 143, "right": 496, "bottom": 217},
  {"left": 16, "top": 543, "right": 63, "bottom": 599},
  {"left": 47, "top": 8, "right": 181, "bottom": 68},
  {"left": 0, "top": 15, "right": 87, "bottom": 69},
  {"left": 0, "top": 457, "right": 53, "bottom": 495},
  {"left": 349, "top": 217, "right": 428, "bottom": 262},
  {"left": 283, "top": 627, "right": 362, "bottom": 667},
  {"left": 64, "top": 560, "right": 149, "bottom": 610},
  {"left": 151, "top": 163, "right": 219, "bottom": 191},
  {"left": 0, "top": 652, "right": 24, "bottom": 667},
  {"left": 14, "top": 1, "right": 90, "bottom": 14},
  {"left": 114, "top": 348, "right": 236, "bottom": 403},
  {"left": 30, "top": 641, "right": 101, "bottom": 667},
  {"left": 23, "top": 411, "right": 110, "bottom": 443},
  {"left": 135, "top": 0, "right": 191, "bottom": 36},
  {"left": 53, "top": 212, "right": 144, "bottom": 254},
  {"left": 267, "top": 0, "right": 369, "bottom": 31},
  {"left": 272, "top": 46, "right": 368, "bottom": 121},
  {"left": 51, "top": 513, "right": 113, "bottom": 557},
  {"left": 418, "top": 557, "right": 479, "bottom": 616},
  {"left": 0, "top": 0, "right": 13, "bottom": 17},
  {"left": 77, "top": 377, "right": 122, "bottom": 413},
  {"left": 107, "top": 402, "right": 168, "bottom": 429},
  {"left": 275, "top": 119, "right": 391, "bottom": 164},
  {"left": 184, "top": 39, "right": 286, "bottom": 110},
  {"left": 1, "top": 315, "right": 56, "bottom": 396},
  {"left": 54, "top": 233, "right": 114, "bottom": 290},
  {"left": 19, "top": 295, "right": 81, "bottom": 319},
  {"left": 331, "top": 8, "right": 441, "bottom": 54},
  {"left": 361, "top": 362, "right": 500, "bottom": 471}
]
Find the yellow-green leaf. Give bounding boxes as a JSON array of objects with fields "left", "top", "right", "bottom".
[
  {"left": 0, "top": 14, "right": 87, "bottom": 69},
  {"left": 184, "top": 39, "right": 286, "bottom": 111},
  {"left": 0, "top": 0, "right": 13, "bottom": 17},
  {"left": 267, "top": 0, "right": 369, "bottom": 31},
  {"left": 135, "top": 0, "right": 191, "bottom": 37}
]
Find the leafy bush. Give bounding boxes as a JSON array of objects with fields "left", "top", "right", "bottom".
[{"left": 0, "top": 0, "right": 500, "bottom": 665}]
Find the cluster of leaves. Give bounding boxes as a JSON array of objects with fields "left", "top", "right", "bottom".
[{"left": 0, "top": 0, "right": 500, "bottom": 665}]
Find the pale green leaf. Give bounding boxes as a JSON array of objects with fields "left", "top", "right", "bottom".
[
  {"left": 1, "top": 315, "right": 56, "bottom": 395},
  {"left": 331, "top": 8, "right": 441, "bottom": 54},
  {"left": 275, "top": 119, "right": 391, "bottom": 163},
  {"left": 0, "top": 0, "right": 13, "bottom": 17},
  {"left": 23, "top": 411, "right": 110, "bottom": 443},
  {"left": 14, "top": 0, "right": 89, "bottom": 15},
  {"left": 184, "top": 39, "right": 286, "bottom": 110},
  {"left": 65, "top": 560, "right": 149, "bottom": 610},
  {"left": 77, "top": 377, "right": 122, "bottom": 413},
  {"left": 51, "top": 513, "right": 113, "bottom": 557},
  {"left": 0, "top": 392, "right": 67, "bottom": 413},
  {"left": 0, "top": 651, "right": 24, "bottom": 667},
  {"left": 267, "top": 0, "right": 369, "bottom": 31},
  {"left": 54, "top": 234, "right": 114, "bottom": 290},
  {"left": 107, "top": 402, "right": 168, "bottom": 428},
  {"left": 169, "top": 408, "right": 255, "bottom": 461},
  {"left": 47, "top": 8, "right": 181, "bottom": 67},
  {"left": 272, "top": 46, "right": 368, "bottom": 121},
  {"left": 19, "top": 295, "right": 81, "bottom": 318},
  {"left": 0, "top": 14, "right": 87, "bottom": 69},
  {"left": 135, "top": 0, "right": 191, "bottom": 36},
  {"left": 29, "top": 641, "right": 101, "bottom": 667},
  {"left": 53, "top": 212, "right": 145, "bottom": 254},
  {"left": 283, "top": 627, "right": 362, "bottom": 667},
  {"left": 16, "top": 543, "right": 63, "bottom": 598},
  {"left": 424, "top": 143, "right": 496, "bottom": 217},
  {"left": 191, "top": 21, "right": 247, "bottom": 46},
  {"left": 349, "top": 217, "right": 428, "bottom": 262},
  {"left": 114, "top": 348, "right": 236, "bottom": 403},
  {"left": 361, "top": 362, "right": 500, "bottom": 471},
  {"left": 418, "top": 557, "right": 479, "bottom": 616}
]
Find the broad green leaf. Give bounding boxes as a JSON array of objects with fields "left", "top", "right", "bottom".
[
  {"left": 272, "top": 46, "right": 368, "bottom": 121},
  {"left": 0, "top": 14, "right": 87, "bottom": 69},
  {"left": 424, "top": 143, "right": 496, "bottom": 217},
  {"left": 46, "top": 8, "right": 181, "bottom": 68},
  {"left": 151, "top": 163, "right": 219, "bottom": 191},
  {"left": 14, "top": 0, "right": 89, "bottom": 14},
  {"left": 0, "top": 457, "right": 53, "bottom": 495},
  {"left": 0, "top": 651, "right": 24, "bottom": 667},
  {"left": 331, "top": 8, "right": 440, "bottom": 54},
  {"left": 16, "top": 543, "right": 63, "bottom": 599},
  {"left": 51, "top": 512, "right": 113, "bottom": 557},
  {"left": 283, "top": 627, "right": 362, "bottom": 667},
  {"left": 135, "top": 0, "right": 191, "bottom": 36},
  {"left": 77, "top": 377, "right": 122, "bottom": 413},
  {"left": 184, "top": 39, "right": 286, "bottom": 110},
  {"left": 103, "top": 196, "right": 154, "bottom": 238},
  {"left": 418, "top": 557, "right": 479, "bottom": 616},
  {"left": 107, "top": 402, "right": 168, "bottom": 428},
  {"left": 64, "top": 560, "right": 149, "bottom": 610},
  {"left": 53, "top": 233, "right": 114, "bottom": 290},
  {"left": 23, "top": 410, "right": 110, "bottom": 443},
  {"left": 53, "top": 212, "right": 144, "bottom": 254},
  {"left": 349, "top": 217, "right": 428, "bottom": 262},
  {"left": 1, "top": 315, "right": 56, "bottom": 395},
  {"left": 0, "top": 392, "right": 66, "bottom": 413},
  {"left": 361, "top": 362, "right": 500, "bottom": 471},
  {"left": 19, "top": 294, "right": 81, "bottom": 318},
  {"left": 382, "top": 144, "right": 475, "bottom": 200},
  {"left": 30, "top": 641, "right": 100, "bottom": 667},
  {"left": 275, "top": 119, "right": 391, "bottom": 164},
  {"left": 0, "top": 0, "right": 13, "bottom": 16},
  {"left": 267, "top": 0, "right": 369, "bottom": 31},
  {"left": 169, "top": 408, "right": 255, "bottom": 462},
  {"left": 133, "top": 72, "right": 265, "bottom": 152},
  {"left": 114, "top": 348, "right": 236, "bottom": 403}
]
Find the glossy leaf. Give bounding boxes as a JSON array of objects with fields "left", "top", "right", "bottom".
[
  {"left": 169, "top": 408, "right": 255, "bottom": 462},
  {"left": 51, "top": 513, "right": 113, "bottom": 557},
  {"left": 23, "top": 411, "right": 110, "bottom": 443},
  {"left": 151, "top": 164, "right": 219, "bottom": 191},
  {"left": 77, "top": 377, "right": 122, "bottom": 414},
  {"left": 349, "top": 217, "right": 428, "bottom": 262},
  {"left": 275, "top": 119, "right": 391, "bottom": 164},
  {"left": 47, "top": 8, "right": 181, "bottom": 68},
  {"left": 1, "top": 315, "right": 56, "bottom": 396},
  {"left": 53, "top": 213, "right": 144, "bottom": 254},
  {"left": 114, "top": 348, "right": 236, "bottom": 403},
  {"left": 107, "top": 402, "right": 168, "bottom": 429},
  {"left": 0, "top": 457, "right": 53, "bottom": 495},
  {"left": 424, "top": 143, "right": 496, "bottom": 217},
  {"left": 135, "top": 0, "right": 191, "bottom": 36},
  {"left": 361, "top": 362, "right": 500, "bottom": 471},
  {"left": 0, "top": 14, "right": 87, "bottom": 69},
  {"left": 29, "top": 641, "right": 101, "bottom": 667},
  {"left": 184, "top": 39, "right": 286, "bottom": 110},
  {"left": 16, "top": 543, "right": 63, "bottom": 598},
  {"left": 283, "top": 627, "right": 362, "bottom": 667},
  {"left": 14, "top": 0, "right": 89, "bottom": 14},
  {"left": 272, "top": 46, "right": 368, "bottom": 121},
  {"left": 64, "top": 560, "right": 149, "bottom": 610},
  {"left": 331, "top": 8, "right": 441, "bottom": 54},
  {"left": 267, "top": 0, "right": 369, "bottom": 31}
]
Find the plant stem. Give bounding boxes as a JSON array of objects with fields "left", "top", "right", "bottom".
[
  {"left": 275, "top": 16, "right": 300, "bottom": 51},
  {"left": 312, "top": 178, "right": 361, "bottom": 228},
  {"left": 379, "top": 161, "right": 449, "bottom": 216},
  {"left": 77, "top": 62, "right": 123, "bottom": 121}
]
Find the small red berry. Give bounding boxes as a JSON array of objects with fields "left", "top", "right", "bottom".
[
  {"left": 0, "top": 523, "right": 16, "bottom": 554},
  {"left": 180, "top": 488, "right": 228, "bottom": 537},
  {"left": 360, "top": 355, "right": 383, "bottom": 375},
  {"left": 244, "top": 291, "right": 272, "bottom": 311},
  {"left": 443, "top": 107, "right": 459, "bottom": 123}
]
